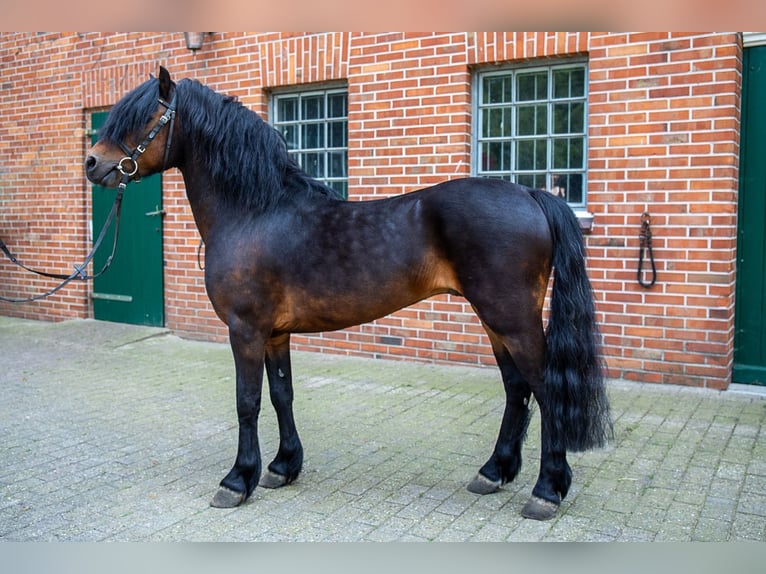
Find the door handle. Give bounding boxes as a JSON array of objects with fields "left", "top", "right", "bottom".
[{"left": 145, "top": 206, "right": 166, "bottom": 217}]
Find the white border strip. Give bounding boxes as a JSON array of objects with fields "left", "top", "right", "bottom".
[{"left": 743, "top": 32, "right": 766, "bottom": 47}]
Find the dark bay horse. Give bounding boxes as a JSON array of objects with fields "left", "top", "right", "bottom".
[{"left": 85, "top": 67, "right": 611, "bottom": 521}]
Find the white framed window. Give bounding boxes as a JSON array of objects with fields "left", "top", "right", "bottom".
[
  {"left": 271, "top": 87, "right": 348, "bottom": 198},
  {"left": 474, "top": 62, "right": 588, "bottom": 206}
]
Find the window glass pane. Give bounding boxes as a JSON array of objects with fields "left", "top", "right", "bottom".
[
  {"left": 570, "top": 68, "right": 585, "bottom": 97},
  {"left": 517, "top": 106, "right": 535, "bottom": 136},
  {"left": 517, "top": 71, "right": 547, "bottom": 101},
  {"left": 553, "top": 138, "right": 570, "bottom": 169},
  {"left": 553, "top": 102, "right": 585, "bottom": 134},
  {"left": 482, "top": 109, "right": 494, "bottom": 137},
  {"left": 553, "top": 68, "right": 586, "bottom": 99},
  {"left": 535, "top": 139, "right": 547, "bottom": 170},
  {"left": 330, "top": 180, "right": 347, "bottom": 198},
  {"left": 278, "top": 97, "right": 298, "bottom": 122},
  {"left": 301, "top": 152, "right": 324, "bottom": 178},
  {"left": 328, "top": 121, "right": 346, "bottom": 148},
  {"left": 516, "top": 139, "right": 547, "bottom": 172},
  {"left": 537, "top": 106, "right": 548, "bottom": 134},
  {"left": 501, "top": 141, "right": 512, "bottom": 170},
  {"left": 278, "top": 125, "right": 298, "bottom": 150},
  {"left": 302, "top": 95, "right": 323, "bottom": 120},
  {"left": 517, "top": 174, "right": 534, "bottom": 187},
  {"left": 553, "top": 69, "right": 570, "bottom": 99},
  {"left": 482, "top": 141, "right": 510, "bottom": 172},
  {"left": 517, "top": 140, "right": 534, "bottom": 170},
  {"left": 552, "top": 173, "right": 583, "bottom": 203},
  {"left": 570, "top": 101, "right": 584, "bottom": 133},
  {"left": 517, "top": 105, "right": 547, "bottom": 136},
  {"left": 517, "top": 173, "right": 546, "bottom": 189},
  {"left": 302, "top": 123, "right": 322, "bottom": 149},
  {"left": 327, "top": 93, "right": 347, "bottom": 118},
  {"left": 328, "top": 151, "right": 347, "bottom": 178},
  {"left": 481, "top": 142, "right": 492, "bottom": 171},
  {"left": 483, "top": 75, "right": 512, "bottom": 104},
  {"left": 553, "top": 103, "right": 570, "bottom": 134},
  {"left": 571, "top": 137, "right": 584, "bottom": 168},
  {"left": 484, "top": 107, "right": 511, "bottom": 138},
  {"left": 552, "top": 137, "right": 584, "bottom": 170}
]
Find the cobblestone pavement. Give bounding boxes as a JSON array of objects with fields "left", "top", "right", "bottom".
[{"left": 1, "top": 316, "right": 764, "bottom": 542}]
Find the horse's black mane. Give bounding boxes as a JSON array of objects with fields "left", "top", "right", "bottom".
[{"left": 99, "top": 77, "right": 343, "bottom": 212}]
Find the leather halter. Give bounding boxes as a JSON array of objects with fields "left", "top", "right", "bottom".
[{"left": 115, "top": 93, "right": 177, "bottom": 188}]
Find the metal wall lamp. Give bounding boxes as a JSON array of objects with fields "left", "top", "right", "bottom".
[{"left": 184, "top": 32, "right": 208, "bottom": 51}]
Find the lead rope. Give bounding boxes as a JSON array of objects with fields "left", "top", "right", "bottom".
[
  {"left": 637, "top": 211, "right": 657, "bottom": 288},
  {"left": 0, "top": 183, "right": 125, "bottom": 303}
]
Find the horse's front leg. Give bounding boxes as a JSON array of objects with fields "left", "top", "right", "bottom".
[
  {"left": 211, "top": 324, "right": 267, "bottom": 508},
  {"left": 259, "top": 334, "right": 304, "bottom": 489}
]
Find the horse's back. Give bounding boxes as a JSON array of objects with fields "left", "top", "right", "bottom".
[{"left": 416, "top": 178, "right": 553, "bottom": 265}]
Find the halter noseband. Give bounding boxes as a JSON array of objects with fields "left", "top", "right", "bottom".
[{"left": 116, "top": 93, "right": 177, "bottom": 189}]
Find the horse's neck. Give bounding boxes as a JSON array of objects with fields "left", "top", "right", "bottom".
[{"left": 180, "top": 166, "right": 229, "bottom": 242}]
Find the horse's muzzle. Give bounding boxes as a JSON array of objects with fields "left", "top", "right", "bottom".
[{"left": 85, "top": 154, "right": 121, "bottom": 188}]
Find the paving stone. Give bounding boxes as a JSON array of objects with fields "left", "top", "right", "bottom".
[
  {"left": 1, "top": 316, "right": 765, "bottom": 541},
  {"left": 692, "top": 517, "right": 730, "bottom": 541}
]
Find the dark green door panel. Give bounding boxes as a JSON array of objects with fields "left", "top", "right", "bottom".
[
  {"left": 90, "top": 112, "right": 164, "bottom": 327},
  {"left": 734, "top": 46, "right": 766, "bottom": 385}
]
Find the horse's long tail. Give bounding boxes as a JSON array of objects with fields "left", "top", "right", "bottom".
[{"left": 528, "top": 188, "right": 612, "bottom": 452}]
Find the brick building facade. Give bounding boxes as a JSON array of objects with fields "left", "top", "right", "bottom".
[{"left": 0, "top": 32, "right": 761, "bottom": 390}]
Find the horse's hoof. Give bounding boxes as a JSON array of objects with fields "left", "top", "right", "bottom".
[
  {"left": 466, "top": 473, "right": 502, "bottom": 495},
  {"left": 210, "top": 486, "right": 246, "bottom": 508},
  {"left": 259, "top": 470, "right": 288, "bottom": 489},
  {"left": 521, "top": 496, "right": 559, "bottom": 520}
]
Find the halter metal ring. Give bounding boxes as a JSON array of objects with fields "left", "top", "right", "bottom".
[{"left": 117, "top": 156, "right": 139, "bottom": 177}]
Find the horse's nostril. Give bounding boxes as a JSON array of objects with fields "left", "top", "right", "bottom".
[{"left": 85, "top": 155, "right": 97, "bottom": 172}]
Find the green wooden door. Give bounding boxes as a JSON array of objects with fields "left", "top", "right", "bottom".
[
  {"left": 734, "top": 46, "right": 766, "bottom": 385},
  {"left": 90, "top": 111, "right": 164, "bottom": 327}
]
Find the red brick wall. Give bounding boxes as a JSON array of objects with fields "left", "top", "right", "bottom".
[
  {"left": 0, "top": 32, "right": 742, "bottom": 389},
  {"left": 0, "top": 34, "right": 90, "bottom": 317},
  {"left": 586, "top": 32, "right": 741, "bottom": 389}
]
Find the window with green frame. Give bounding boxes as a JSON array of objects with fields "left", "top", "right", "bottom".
[
  {"left": 475, "top": 63, "right": 587, "bottom": 205},
  {"left": 272, "top": 87, "right": 348, "bottom": 198}
]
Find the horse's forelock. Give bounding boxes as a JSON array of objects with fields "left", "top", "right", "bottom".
[{"left": 98, "top": 78, "right": 160, "bottom": 145}]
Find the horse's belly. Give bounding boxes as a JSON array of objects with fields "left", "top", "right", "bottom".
[{"left": 274, "top": 278, "right": 455, "bottom": 335}]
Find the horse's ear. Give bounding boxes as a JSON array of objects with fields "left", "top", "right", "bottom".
[{"left": 158, "top": 66, "right": 173, "bottom": 101}]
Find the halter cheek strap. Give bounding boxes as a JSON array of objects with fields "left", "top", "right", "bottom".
[{"left": 117, "top": 93, "right": 177, "bottom": 187}]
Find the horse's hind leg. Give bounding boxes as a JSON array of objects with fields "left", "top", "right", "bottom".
[
  {"left": 259, "top": 334, "right": 304, "bottom": 489},
  {"left": 467, "top": 328, "right": 532, "bottom": 495},
  {"left": 522, "top": 384, "right": 573, "bottom": 520},
  {"left": 496, "top": 331, "right": 571, "bottom": 521},
  {"left": 468, "top": 318, "right": 569, "bottom": 520}
]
